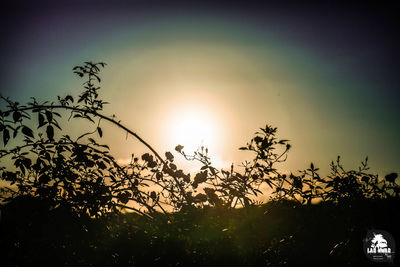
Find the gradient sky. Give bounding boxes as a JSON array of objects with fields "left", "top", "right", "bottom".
[{"left": 1, "top": 1, "right": 399, "bottom": 176}]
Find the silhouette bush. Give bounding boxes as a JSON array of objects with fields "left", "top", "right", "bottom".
[
  {"left": 0, "top": 62, "right": 399, "bottom": 266},
  {"left": 0, "top": 62, "right": 290, "bottom": 216},
  {"left": 0, "top": 62, "right": 398, "bottom": 216}
]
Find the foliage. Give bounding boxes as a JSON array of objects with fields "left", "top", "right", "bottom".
[
  {"left": 269, "top": 156, "right": 399, "bottom": 204},
  {"left": 0, "top": 62, "right": 288, "bottom": 216},
  {"left": 0, "top": 62, "right": 398, "bottom": 218},
  {"left": 0, "top": 61, "right": 399, "bottom": 266}
]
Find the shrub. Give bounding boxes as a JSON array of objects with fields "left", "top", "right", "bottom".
[{"left": 0, "top": 62, "right": 398, "bottom": 219}]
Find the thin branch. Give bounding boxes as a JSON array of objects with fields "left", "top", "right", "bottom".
[{"left": 2, "top": 104, "right": 192, "bottom": 205}]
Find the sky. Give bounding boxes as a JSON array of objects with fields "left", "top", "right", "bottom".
[{"left": 1, "top": 0, "right": 399, "bottom": 176}]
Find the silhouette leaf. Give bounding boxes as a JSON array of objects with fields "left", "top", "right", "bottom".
[
  {"left": 385, "top": 173, "right": 398, "bottom": 183},
  {"left": 13, "top": 128, "right": 19, "bottom": 138},
  {"left": 193, "top": 171, "right": 207, "bottom": 188},
  {"left": 39, "top": 174, "right": 50, "bottom": 184},
  {"left": 45, "top": 110, "right": 53, "bottom": 123},
  {"left": 361, "top": 176, "right": 370, "bottom": 183},
  {"left": 38, "top": 113, "right": 45, "bottom": 128},
  {"left": 194, "top": 193, "right": 207, "bottom": 202},
  {"left": 175, "top": 145, "right": 184, "bottom": 153},
  {"left": 141, "top": 153, "right": 151, "bottom": 162},
  {"left": 165, "top": 151, "right": 174, "bottom": 161},
  {"left": 170, "top": 163, "right": 177, "bottom": 170},
  {"left": 46, "top": 125, "right": 54, "bottom": 140},
  {"left": 22, "top": 126, "right": 34, "bottom": 138},
  {"left": 13, "top": 111, "right": 21, "bottom": 122},
  {"left": 97, "top": 161, "right": 106, "bottom": 170},
  {"left": 3, "top": 128, "right": 10, "bottom": 145},
  {"left": 65, "top": 95, "right": 74, "bottom": 103},
  {"left": 97, "top": 127, "right": 103, "bottom": 138}
]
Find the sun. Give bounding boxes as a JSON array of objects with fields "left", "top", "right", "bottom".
[{"left": 168, "top": 108, "right": 218, "bottom": 154}]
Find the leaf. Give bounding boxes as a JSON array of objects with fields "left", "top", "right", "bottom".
[
  {"left": 293, "top": 177, "right": 303, "bottom": 189},
  {"left": 53, "top": 121, "right": 62, "bottom": 130},
  {"left": 174, "top": 169, "right": 184, "bottom": 178},
  {"left": 385, "top": 173, "right": 398, "bottom": 183},
  {"left": 169, "top": 163, "right": 177, "bottom": 170},
  {"left": 254, "top": 136, "right": 263, "bottom": 143},
  {"left": 65, "top": 95, "right": 74, "bottom": 103},
  {"left": 13, "top": 126, "right": 21, "bottom": 138},
  {"left": 19, "top": 164, "right": 25, "bottom": 175},
  {"left": 165, "top": 151, "right": 174, "bottom": 161},
  {"left": 3, "top": 128, "right": 10, "bottom": 146},
  {"left": 97, "top": 161, "right": 107, "bottom": 170},
  {"left": 148, "top": 160, "right": 157, "bottom": 168},
  {"left": 97, "top": 127, "right": 103, "bottom": 138},
  {"left": 194, "top": 193, "right": 207, "bottom": 202},
  {"left": 46, "top": 125, "right": 54, "bottom": 140},
  {"left": 38, "top": 113, "right": 46, "bottom": 128},
  {"left": 175, "top": 145, "right": 184, "bottom": 153},
  {"left": 13, "top": 111, "right": 21, "bottom": 122},
  {"left": 118, "top": 192, "right": 130, "bottom": 204},
  {"left": 193, "top": 171, "right": 207, "bottom": 188},
  {"left": 85, "top": 115, "right": 94, "bottom": 123},
  {"left": 85, "top": 160, "right": 95, "bottom": 168},
  {"left": 45, "top": 110, "right": 53, "bottom": 123},
  {"left": 22, "top": 126, "right": 34, "bottom": 138},
  {"left": 183, "top": 173, "right": 190, "bottom": 183},
  {"left": 204, "top": 188, "right": 218, "bottom": 201},
  {"left": 141, "top": 153, "right": 151, "bottom": 162},
  {"left": 22, "top": 158, "right": 32, "bottom": 169}
]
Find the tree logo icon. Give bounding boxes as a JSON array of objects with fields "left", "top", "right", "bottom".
[{"left": 364, "top": 230, "right": 395, "bottom": 263}]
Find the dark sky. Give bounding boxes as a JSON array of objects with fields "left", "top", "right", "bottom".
[{"left": 1, "top": 0, "right": 399, "bottom": 92}]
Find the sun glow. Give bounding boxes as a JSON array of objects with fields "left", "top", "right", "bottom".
[{"left": 168, "top": 108, "right": 218, "bottom": 154}]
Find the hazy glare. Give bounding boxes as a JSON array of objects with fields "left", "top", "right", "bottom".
[{"left": 1, "top": 4, "right": 398, "bottom": 176}]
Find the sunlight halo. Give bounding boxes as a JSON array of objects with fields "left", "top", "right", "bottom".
[{"left": 167, "top": 107, "right": 219, "bottom": 154}]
